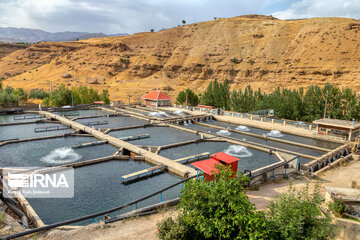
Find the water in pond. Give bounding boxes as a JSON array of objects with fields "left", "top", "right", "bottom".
[
  {"left": 207, "top": 121, "right": 341, "bottom": 149},
  {"left": 53, "top": 109, "right": 110, "bottom": 117},
  {"left": 109, "top": 126, "right": 199, "bottom": 146},
  {"left": 182, "top": 123, "right": 325, "bottom": 157},
  {"left": 0, "top": 122, "right": 72, "bottom": 140},
  {"left": 26, "top": 161, "right": 181, "bottom": 225},
  {"left": 0, "top": 136, "right": 117, "bottom": 167},
  {"left": 0, "top": 113, "right": 43, "bottom": 124},
  {"left": 159, "top": 141, "right": 279, "bottom": 171},
  {"left": 75, "top": 116, "right": 147, "bottom": 129}
]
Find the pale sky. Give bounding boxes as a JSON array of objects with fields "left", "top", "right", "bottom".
[{"left": 0, "top": 0, "right": 359, "bottom": 34}]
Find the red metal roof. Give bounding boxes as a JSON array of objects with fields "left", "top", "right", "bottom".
[
  {"left": 94, "top": 101, "right": 105, "bottom": 104},
  {"left": 142, "top": 90, "right": 172, "bottom": 100},
  {"left": 211, "top": 152, "right": 239, "bottom": 164},
  {"left": 191, "top": 159, "right": 221, "bottom": 175}
]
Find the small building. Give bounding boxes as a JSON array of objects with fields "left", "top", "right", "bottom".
[
  {"left": 313, "top": 118, "right": 360, "bottom": 141},
  {"left": 142, "top": 90, "right": 172, "bottom": 107},
  {"left": 191, "top": 152, "right": 239, "bottom": 181}
]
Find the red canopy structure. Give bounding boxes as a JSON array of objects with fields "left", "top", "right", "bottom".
[
  {"left": 191, "top": 152, "right": 239, "bottom": 181},
  {"left": 142, "top": 90, "right": 172, "bottom": 107}
]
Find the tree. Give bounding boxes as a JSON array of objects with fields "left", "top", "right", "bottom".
[
  {"left": 176, "top": 88, "right": 199, "bottom": 106},
  {"left": 150, "top": 29, "right": 154, "bottom": 32},
  {"left": 158, "top": 166, "right": 270, "bottom": 240},
  {"left": 267, "top": 184, "right": 337, "bottom": 239},
  {"left": 182, "top": 20, "right": 186, "bottom": 25}
]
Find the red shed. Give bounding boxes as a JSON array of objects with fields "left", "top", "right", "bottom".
[{"left": 191, "top": 152, "right": 239, "bottom": 181}]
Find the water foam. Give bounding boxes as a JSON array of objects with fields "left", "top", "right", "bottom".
[
  {"left": 173, "top": 110, "right": 184, "bottom": 115},
  {"left": 264, "top": 130, "right": 284, "bottom": 138},
  {"left": 235, "top": 125, "right": 250, "bottom": 131},
  {"left": 224, "top": 145, "right": 252, "bottom": 158},
  {"left": 41, "top": 147, "right": 82, "bottom": 164},
  {"left": 216, "top": 129, "right": 231, "bottom": 136},
  {"left": 148, "top": 111, "right": 168, "bottom": 117}
]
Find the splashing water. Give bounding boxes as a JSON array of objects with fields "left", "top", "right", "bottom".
[
  {"left": 148, "top": 111, "right": 168, "bottom": 117},
  {"left": 235, "top": 125, "right": 250, "bottom": 131},
  {"left": 173, "top": 110, "right": 184, "bottom": 115},
  {"left": 216, "top": 129, "right": 231, "bottom": 136},
  {"left": 224, "top": 145, "right": 252, "bottom": 158},
  {"left": 263, "top": 130, "right": 284, "bottom": 138},
  {"left": 41, "top": 147, "right": 82, "bottom": 164}
]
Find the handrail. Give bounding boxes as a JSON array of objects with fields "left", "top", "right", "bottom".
[{"left": 1, "top": 175, "right": 196, "bottom": 240}]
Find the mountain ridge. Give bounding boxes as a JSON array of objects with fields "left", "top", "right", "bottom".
[
  {"left": 1, "top": 15, "right": 360, "bottom": 102},
  {"left": 0, "top": 27, "right": 128, "bottom": 43}
]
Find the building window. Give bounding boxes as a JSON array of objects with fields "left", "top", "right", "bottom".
[{"left": 320, "top": 128, "right": 326, "bottom": 132}]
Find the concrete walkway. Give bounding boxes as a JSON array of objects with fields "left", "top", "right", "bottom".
[{"left": 39, "top": 111, "right": 197, "bottom": 178}]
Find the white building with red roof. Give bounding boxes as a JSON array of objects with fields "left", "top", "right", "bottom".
[{"left": 142, "top": 90, "right": 172, "bottom": 107}]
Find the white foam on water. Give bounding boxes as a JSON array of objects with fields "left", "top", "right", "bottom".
[
  {"left": 224, "top": 145, "right": 252, "bottom": 158},
  {"left": 235, "top": 125, "right": 250, "bottom": 132},
  {"left": 216, "top": 129, "right": 231, "bottom": 136},
  {"left": 263, "top": 130, "right": 284, "bottom": 138},
  {"left": 148, "top": 111, "right": 169, "bottom": 117},
  {"left": 40, "top": 147, "right": 82, "bottom": 164},
  {"left": 173, "top": 110, "right": 184, "bottom": 115}
]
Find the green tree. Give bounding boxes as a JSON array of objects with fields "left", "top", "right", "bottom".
[
  {"left": 176, "top": 88, "right": 199, "bottom": 106},
  {"left": 158, "top": 166, "right": 270, "bottom": 240},
  {"left": 267, "top": 184, "right": 337, "bottom": 240},
  {"left": 182, "top": 20, "right": 186, "bottom": 25}
]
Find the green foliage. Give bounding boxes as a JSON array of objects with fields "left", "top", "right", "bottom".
[
  {"left": 226, "top": 82, "right": 360, "bottom": 121},
  {"left": 328, "top": 199, "right": 348, "bottom": 217},
  {"left": 0, "top": 84, "right": 24, "bottom": 106},
  {"left": 267, "top": 184, "right": 337, "bottom": 240},
  {"left": 230, "top": 57, "right": 241, "bottom": 63},
  {"left": 120, "top": 58, "right": 130, "bottom": 64},
  {"left": 42, "top": 85, "right": 110, "bottom": 107},
  {"left": 29, "top": 89, "right": 49, "bottom": 99},
  {"left": 176, "top": 88, "right": 199, "bottom": 106},
  {"left": 159, "top": 166, "right": 270, "bottom": 240},
  {"left": 201, "top": 79, "right": 231, "bottom": 110},
  {"left": 0, "top": 78, "right": 2, "bottom": 90}
]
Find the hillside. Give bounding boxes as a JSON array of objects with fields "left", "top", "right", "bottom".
[
  {"left": 0, "top": 42, "right": 28, "bottom": 59},
  {"left": 1, "top": 15, "right": 360, "bottom": 102}
]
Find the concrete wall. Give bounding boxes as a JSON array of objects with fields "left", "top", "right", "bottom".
[{"left": 336, "top": 218, "right": 360, "bottom": 240}]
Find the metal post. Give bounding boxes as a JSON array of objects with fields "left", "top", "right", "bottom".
[
  {"left": 160, "top": 193, "right": 163, "bottom": 203},
  {"left": 296, "top": 156, "right": 300, "bottom": 170}
]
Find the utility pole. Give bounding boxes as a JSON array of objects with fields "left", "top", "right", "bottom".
[
  {"left": 47, "top": 80, "right": 53, "bottom": 96},
  {"left": 71, "top": 92, "right": 74, "bottom": 107},
  {"left": 323, "top": 90, "right": 329, "bottom": 118},
  {"left": 128, "top": 86, "right": 131, "bottom": 106}
]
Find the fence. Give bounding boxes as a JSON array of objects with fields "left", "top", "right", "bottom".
[{"left": 173, "top": 104, "right": 316, "bottom": 131}]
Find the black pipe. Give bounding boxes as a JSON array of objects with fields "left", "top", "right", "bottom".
[
  {"left": 0, "top": 189, "right": 28, "bottom": 229},
  {"left": 2, "top": 175, "right": 196, "bottom": 240}
]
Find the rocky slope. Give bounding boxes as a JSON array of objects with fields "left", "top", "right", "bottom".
[
  {"left": 1, "top": 15, "right": 360, "bottom": 102},
  {"left": 0, "top": 42, "right": 28, "bottom": 59}
]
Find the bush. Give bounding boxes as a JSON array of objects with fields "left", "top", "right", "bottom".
[
  {"left": 328, "top": 198, "right": 347, "bottom": 217},
  {"left": 267, "top": 184, "right": 337, "bottom": 240},
  {"left": 30, "top": 89, "right": 49, "bottom": 99},
  {"left": 158, "top": 166, "right": 270, "bottom": 240}
]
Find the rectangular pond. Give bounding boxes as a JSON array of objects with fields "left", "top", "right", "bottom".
[
  {"left": 25, "top": 160, "right": 182, "bottom": 225},
  {"left": 109, "top": 126, "right": 200, "bottom": 146},
  {"left": 207, "top": 120, "right": 342, "bottom": 149},
  {"left": 181, "top": 123, "right": 325, "bottom": 160},
  {"left": 159, "top": 141, "right": 280, "bottom": 172},
  {"left": 0, "top": 136, "right": 118, "bottom": 167}
]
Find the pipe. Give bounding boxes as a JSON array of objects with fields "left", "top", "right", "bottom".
[{"left": 0, "top": 189, "right": 28, "bottom": 229}]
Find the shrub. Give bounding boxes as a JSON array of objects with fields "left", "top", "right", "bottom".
[
  {"left": 29, "top": 89, "right": 49, "bottom": 100},
  {"left": 267, "top": 184, "right": 337, "bottom": 240},
  {"left": 328, "top": 198, "right": 347, "bottom": 217},
  {"left": 158, "top": 166, "right": 270, "bottom": 240}
]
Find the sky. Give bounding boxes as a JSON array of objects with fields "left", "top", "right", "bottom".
[{"left": 0, "top": 0, "right": 359, "bottom": 34}]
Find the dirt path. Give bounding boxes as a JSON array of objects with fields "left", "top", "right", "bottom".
[{"left": 32, "top": 160, "right": 360, "bottom": 240}]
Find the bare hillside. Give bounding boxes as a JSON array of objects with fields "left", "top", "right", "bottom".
[{"left": 1, "top": 15, "right": 360, "bottom": 101}]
